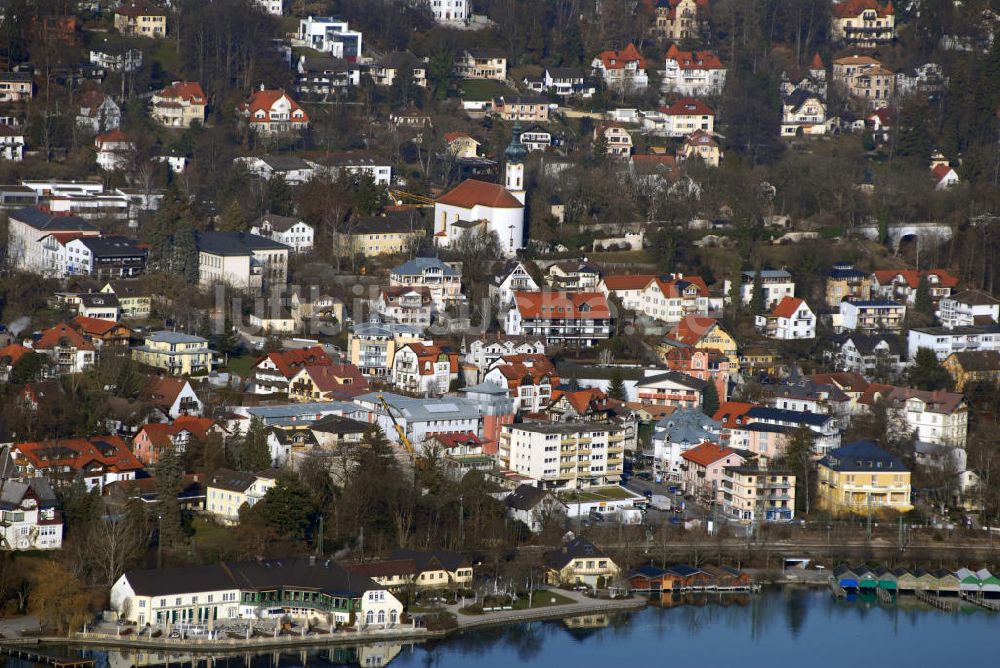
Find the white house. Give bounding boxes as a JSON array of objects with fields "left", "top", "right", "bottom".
[
  {"left": 95, "top": 129, "right": 134, "bottom": 171},
  {"left": 908, "top": 325, "right": 1000, "bottom": 361},
  {"left": 641, "top": 97, "right": 715, "bottom": 137},
  {"left": 426, "top": 0, "right": 468, "bottom": 24},
  {"left": 238, "top": 87, "right": 309, "bottom": 134},
  {"left": 196, "top": 231, "right": 290, "bottom": 292},
  {"left": 591, "top": 43, "right": 648, "bottom": 92},
  {"left": 7, "top": 207, "right": 99, "bottom": 274},
  {"left": 234, "top": 155, "right": 316, "bottom": 185},
  {"left": 0, "top": 125, "right": 25, "bottom": 161},
  {"left": 755, "top": 297, "right": 816, "bottom": 339},
  {"left": 310, "top": 153, "right": 392, "bottom": 186},
  {"left": 391, "top": 343, "right": 457, "bottom": 396},
  {"left": 490, "top": 260, "right": 540, "bottom": 306},
  {"left": 839, "top": 299, "right": 905, "bottom": 333},
  {"left": 389, "top": 257, "right": 462, "bottom": 309},
  {"left": 255, "top": 0, "right": 282, "bottom": 15},
  {"left": 939, "top": 290, "right": 1000, "bottom": 329},
  {"left": 353, "top": 392, "right": 483, "bottom": 450},
  {"left": 250, "top": 214, "right": 314, "bottom": 253},
  {"left": 780, "top": 88, "right": 827, "bottom": 137},
  {"left": 505, "top": 291, "right": 613, "bottom": 348},
  {"left": 296, "top": 17, "right": 363, "bottom": 61},
  {"left": 520, "top": 125, "right": 553, "bottom": 152},
  {"left": 662, "top": 44, "right": 727, "bottom": 96},
  {"left": 0, "top": 479, "right": 63, "bottom": 551},
  {"left": 723, "top": 269, "right": 795, "bottom": 308},
  {"left": 466, "top": 334, "right": 547, "bottom": 376}
]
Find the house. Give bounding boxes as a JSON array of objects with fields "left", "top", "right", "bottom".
[
  {"left": 74, "top": 293, "right": 121, "bottom": 321},
  {"left": 594, "top": 123, "right": 633, "bottom": 158},
  {"left": 434, "top": 179, "right": 525, "bottom": 256},
  {"left": 390, "top": 104, "right": 432, "bottom": 128},
  {"left": 755, "top": 297, "right": 816, "bottom": 339},
  {"left": 591, "top": 43, "right": 648, "bottom": 92},
  {"left": 250, "top": 214, "right": 314, "bottom": 253},
  {"left": 353, "top": 392, "right": 483, "bottom": 449},
  {"left": 143, "top": 376, "right": 203, "bottom": 418},
  {"left": 599, "top": 274, "right": 659, "bottom": 312},
  {"left": 546, "top": 261, "right": 602, "bottom": 291},
  {"left": 426, "top": 0, "right": 469, "bottom": 23},
  {"left": 679, "top": 130, "right": 722, "bottom": 167},
  {"left": 931, "top": 162, "right": 960, "bottom": 190},
  {"left": 499, "top": 422, "right": 626, "bottom": 490},
  {"left": 871, "top": 269, "right": 958, "bottom": 306},
  {"left": 445, "top": 131, "right": 480, "bottom": 158},
  {"left": 659, "top": 316, "right": 739, "bottom": 369},
  {"left": 133, "top": 416, "right": 224, "bottom": 466},
  {"left": 491, "top": 260, "right": 540, "bottom": 307},
  {"left": 196, "top": 231, "right": 289, "bottom": 292},
  {"left": 491, "top": 96, "right": 552, "bottom": 123},
  {"left": 538, "top": 67, "right": 594, "bottom": 98},
  {"left": 295, "top": 55, "right": 360, "bottom": 95},
  {"left": 389, "top": 257, "right": 462, "bottom": 309},
  {"left": 0, "top": 125, "right": 25, "bottom": 161},
  {"left": 111, "top": 557, "right": 403, "bottom": 627},
  {"left": 349, "top": 213, "right": 425, "bottom": 257},
  {"left": 662, "top": 44, "right": 726, "bottom": 96},
  {"left": 289, "top": 363, "right": 369, "bottom": 402},
  {"left": 636, "top": 371, "right": 705, "bottom": 409},
  {"left": 781, "top": 88, "right": 827, "bottom": 136},
  {"left": 680, "top": 442, "right": 746, "bottom": 500},
  {"left": 482, "top": 353, "right": 558, "bottom": 413},
  {"left": 831, "top": 0, "right": 895, "bottom": 47},
  {"left": 384, "top": 549, "right": 474, "bottom": 588},
  {"left": 252, "top": 346, "right": 331, "bottom": 394},
  {"left": 943, "top": 351, "right": 1000, "bottom": 391},
  {"left": 505, "top": 291, "right": 612, "bottom": 348},
  {"left": 391, "top": 343, "right": 459, "bottom": 396},
  {"left": 425, "top": 432, "right": 493, "bottom": 479},
  {"left": 64, "top": 236, "right": 147, "bottom": 279},
  {"left": 131, "top": 331, "right": 215, "bottom": 376},
  {"left": 234, "top": 155, "right": 316, "bottom": 185},
  {"left": 33, "top": 322, "right": 96, "bottom": 374},
  {"left": 519, "top": 124, "right": 553, "bottom": 152},
  {"left": 95, "top": 129, "right": 134, "bottom": 171},
  {"left": 547, "top": 387, "right": 615, "bottom": 422},
  {"left": 718, "top": 464, "right": 796, "bottom": 522},
  {"left": 817, "top": 440, "right": 912, "bottom": 514},
  {"left": 664, "top": 347, "right": 730, "bottom": 403},
  {"left": 870, "top": 386, "right": 967, "bottom": 448},
  {"left": 908, "top": 325, "right": 1000, "bottom": 361},
  {"left": 644, "top": 97, "right": 715, "bottom": 137},
  {"left": 455, "top": 48, "right": 507, "bottom": 80},
  {"left": 0, "top": 72, "right": 32, "bottom": 102},
  {"left": 296, "top": 17, "right": 362, "bottom": 60},
  {"left": 544, "top": 537, "right": 620, "bottom": 588},
  {"left": 150, "top": 81, "right": 207, "bottom": 128},
  {"left": 76, "top": 88, "right": 122, "bottom": 134},
  {"left": 90, "top": 41, "right": 143, "bottom": 73},
  {"left": 832, "top": 55, "right": 895, "bottom": 105},
  {"left": 0, "top": 343, "right": 32, "bottom": 383},
  {"left": 375, "top": 286, "right": 433, "bottom": 328},
  {"left": 369, "top": 51, "right": 427, "bottom": 88},
  {"left": 8, "top": 436, "right": 142, "bottom": 491},
  {"left": 311, "top": 152, "right": 392, "bottom": 186},
  {"left": 832, "top": 332, "right": 905, "bottom": 375},
  {"left": 465, "top": 333, "right": 547, "bottom": 376},
  {"left": 724, "top": 269, "right": 795, "bottom": 308},
  {"left": 68, "top": 315, "right": 132, "bottom": 350},
  {"left": 650, "top": 0, "right": 709, "bottom": 40},
  {"left": 0, "top": 478, "right": 63, "bottom": 551},
  {"left": 839, "top": 299, "right": 905, "bottom": 332},
  {"left": 205, "top": 468, "right": 278, "bottom": 525},
  {"left": 254, "top": 0, "right": 282, "bottom": 15},
  {"left": 114, "top": 0, "right": 166, "bottom": 37},
  {"left": 238, "top": 86, "right": 309, "bottom": 134},
  {"left": 826, "top": 262, "right": 872, "bottom": 307},
  {"left": 101, "top": 281, "right": 151, "bottom": 319},
  {"left": 939, "top": 290, "right": 1000, "bottom": 329},
  {"left": 504, "top": 484, "right": 567, "bottom": 533},
  {"left": 348, "top": 320, "right": 426, "bottom": 379}
]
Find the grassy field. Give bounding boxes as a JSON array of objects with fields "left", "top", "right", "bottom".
[
  {"left": 460, "top": 78, "right": 517, "bottom": 101},
  {"left": 561, "top": 486, "right": 638, "bottom": 503},
  {"left": 225, "top": 353, "right": 259, "bottom": 379},
  {"left": 511, "top": 590, "right": 575, "bottom": 610}
]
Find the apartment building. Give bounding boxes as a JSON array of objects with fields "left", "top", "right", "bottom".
[
  {"left": 499, "top": 422, "right": 626, "bottom": 490},
  {"left": 505, "top": 291, "right": 612, "bottom": 348},
  {"left": 817, "top": 440, "right": 912, "bottom": 514},
  {"left": 938, "top": 290, "right": 1000, "bottom": 329},
  {"left": 718, "top": 464, "right": 796, "bottom": 523},
  {"left": 839, "top": 299, "right": 906, "bottom": 332},
  {"left": 131, "top": 331, "right": 215, "bottom": 376},
  {"left": 908, "top": 325, "right": 1000, "bottom": 361},
  {"left": 831, "top": 0, "right": 895, "bottom": 47},
  {"left": 348, "top": 320, "right": 426, "bottom": 379},
  {"left": 591, "top": 43, "right": 648, "bottom": 92},
  {"left": 389, "top": 257, "right": 462, "bottom": 308},
  {"left": 826, "top": 262, "right": 872, "bottom": 307},
  {"left": 724, "top": 269, "right": 795, "bottom": 308},
  {"left": 661, "top": 45, "right": 726, "bottom": 96},
  {"left": 205, "top": 469, "right": 278, "bottom": 525},
  {"left": 196, "top": 231, "right": 289, "bottom": 292},
  {"left": 755, "top": 297, "right": 816, "bottom": 340},
  {"left": 455, "top": 48, "right": 507, "bottom": 80}
]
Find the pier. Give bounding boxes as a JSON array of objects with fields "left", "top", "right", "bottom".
[{"left": 0, "top": 643, "right": 95, "bottom": 668}]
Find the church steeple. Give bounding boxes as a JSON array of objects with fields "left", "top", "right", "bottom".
[{"left": 504, "top": 120, "right": 526, "bottom": 204}]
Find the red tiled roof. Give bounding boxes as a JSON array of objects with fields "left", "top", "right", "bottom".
[
  {"left": 513, "top": 291, "right": 611, "bottom": 320},
  {"left": 872, "top": 269, "right": 959, "bottom": 289},
  {"left": 0, "top": 343, "right": 31, "bottom": 365},
  {"left": 436, "top": 179, "right": 524, "bottom": 209},
  {"left": 143, "top": 376, "right": 190, "bottom": 411},
  {"left": 69, "top": 315, "right": 126, "bottom": 337},
  {"left": 138, "top": 416, "right": 221, "bottom": 448},
  {"left": 660, "top": 97, "right": 715, "bottom": 116},
  {"left": 712, "top": 401, "right": 754, "bottom": 429},
  {"left": 156, "top": 81, "right": 207, "bottom": 105},
  {"left": 594, "top": 43, "right": 647, "bottom": 70},
  {"left": 666, "top": 44, "right": 724, "bottom": 70},
  {"left": 602, "top": 274, "right": 658, "bottom": 291},
  {"left": 551, "top": 387, "right": 607, "bottom": 414},
  {"left": 684, "top": 129, "right": 718, "bottom": 147},
  {"left": 239, "top": 88, "right": 309, "bottom": 124},
  {"left": 35, "top": 323, "right": 95, "bottom": 352},
  {"left": 648, "top": 275, "right": 710, "bottom": 299},
  {"left": 668, "top": 315, "right": 722, "bottom": 345},
  {"left": 444, "top": 131, "right": 477, "bottom": 143},
  {"left": 258, "top": 346, "right": 332, "bottom": 380},
  {"left": 427, "top": 432, "right": 483, "bottom": 449},
  {"left": 40, "top": 232, "right": 87, "bottom": 246},
  {"left": 14, "top": 435, "right": 142, "bottom": 475},
  {"left": 931, "top": 163, "right": 955, "bottom": 183},
  {"left": 681, "top": 442, "right": 734, "bottom": 467},
  {"left": 809, "top": 372, "right": 870, "bottom": 393},
  {"left": 95, "top": 128, "right": 131, "bottom": 146},
  {"left": 300, "top": 363, "right": 369, "bottom": 393},
  {"left": 810, "top": 53, "right": 825, "bottom": 69},
  {"left": 770, "top": 296, "right": 804, "bottom": 319},
  {"left": 832, "top": 0, "right": 893, "bottom": 19}
]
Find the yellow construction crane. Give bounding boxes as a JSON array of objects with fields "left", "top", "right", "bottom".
[
  {"left": 377, "top": 393, "right": 416, "bottom": 458},
  {"left": 388, "top": 189, "right": 436, "bottom": 207}
]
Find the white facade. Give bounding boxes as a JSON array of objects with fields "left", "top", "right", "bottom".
[
  {"left": 908, "top": 326, "right": 1000, "bottom": 361},
  {"left": 490, "top": 262, "right": 540, "bottom": 306},
  {"left": 391, "top": 345, "right": 452, "bottom": 396},
  {"left": 434, "top": 186, "right": 525, "bottom": 257},
  {"left": 662, "top": 51, "right": 727, "bottom": 96},
  {"left": 427, "top": 0, "right": 468, "bottom": 23},
  {"left": 353, "top": 393, "right": 482, "bottom": 450},
  {"left": 110, "top": 576, "right": 242, "bottom": 626},
  {"left": 755, "top": 298, "right": 816, "bottom": 339},
  {"left": 0, "top": 482, "right": 63, "bottom": 552},
  {"left": 498, "top": 423, "right": 626, "bottom": 490},
  {"left": 900, "top": 396, "right": 967, "bottom": 448},
  {"left": 250, "top": 217, "right": 314, "bottom": 253},
  {"left": 0, "top": 127, "right": 25, "bottom": 161},
  {"left": 939, "top": 292, "right": 1000, "bottom": 329},
  {"left": 724, "top": 270, "right": 795, "bottom": 308},
  {"left": 255, "top": 0, "right": 282, "bottom": 15},
  {"left": 296, "top": 17, "right": 362, "bottom": 60},
  {"left": 467, "top": 337, "right": 546, "bottom": 374},
  {"left": 839, "top": 300, "right": 905, "bottom": 333}
]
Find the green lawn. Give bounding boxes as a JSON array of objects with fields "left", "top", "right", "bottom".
[
  {"left": 225, "top": 353, "right": 259, "bottom": 378},
  {"left": 511, "top": 590, "right": 574, "bottom": 610},
  {"left": 561, "top": 486, "right": 639, "bottom": 503},
  {"left": 460, "top": 78, "right": 517, "bottom": 101}
]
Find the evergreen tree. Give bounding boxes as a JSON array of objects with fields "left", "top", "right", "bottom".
[
  {"left": 245, "top": 472, "right": 317, "bottom": 543},
  {"left": 155, "top": 445, "right": 184, "bottom": 547},
  {"left": 608, "top": 370, "right": 627, "bottom": 402},
  {"left": 749, "top": 269, "right": 765, "bottom": 314},
  {"left": 783, "top": 426, "right": 815, "bottom": 514},
  {"left": 171, "top": 217, "right": 200, "bottom": 284},
  {"left": 225, "top": 422, "right": 245, "bottom": 469},
  {"left": 702, "top": 380, "right": 720, "bottom": 417},
  {"left": 266, "top": 175, "right": 293, "bottom": 216},
  {"left": 914, "top": 274, "right": 933, "bottom": 317},
  {"left": 218, "top": 200, "right": 246, "bottom": 232},
  {"left": 240, "top": 416, "right": 272, "bottom": 471},
  {"left": 906, "top": 347, "right": 953, "bottom": 391}
]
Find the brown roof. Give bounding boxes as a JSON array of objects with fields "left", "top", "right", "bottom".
[
  {"left": 436, "top": 179, "right": 523, "bottom": 209},
  {"left": 35, "top": 323, "right": 95, "bottom": 352},
  {"left": 681, "top": 442, "right": 736, "bottom": 467},
  {"left": 667, "top": 315, "right": 724, "bottom": 346},
  {"left": 770, "top": 296, "right": 805, "bottom": 318},
  {"left": 257, "top": 346, "right": 331, "bottom": 380},
  {"left": 513, "top": 291, "right": 611, "bottom": 320},
  {"left": 143, "top": 376, "right": 190, "bottom": 410},
  {"left": 947, "top": 351, "right": 1000, "bottom": 373}
]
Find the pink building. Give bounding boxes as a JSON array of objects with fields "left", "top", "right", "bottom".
[
  {"left": 745, "top": 424, "right": 791, "bottom": 460},
  {"left": 680, "top": 442, "right": 746, "bottom": 500}
]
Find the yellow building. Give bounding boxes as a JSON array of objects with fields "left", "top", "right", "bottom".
[
  {"left": 348, "top": 214, "right": 425, "bottom": 257},
  {"left": 287, "top": 363, "right": 367, "bottom": 402},
  {"left": 718, "top": 464, "right": 796, "bottom": 523},
  {"left": 348, "top": 320, "right": 427, "bottom": 379},
  {"left": 680, "top": 130, "right": 722, "bottom": 167},
  {"left": 101, "top": 281, "right": 152, "bottom": 319},
  {"left": 817, "top": 441, "right": 912, "bottom": 515},
  {"left": 205, "top": 468, "right": 278, "bottom": 525},
  {"left": 131, "top": 331, "right": 215, "bottom": 376},
  {"left": 114, "top": 0, "right": 167, "bottom": 38},
  {"left": 345, "top": 550, "right": 475, "bottom": 590},
  {"left": 942, "top": 351, "right": 1000, "bottom": 392},
  {"left": 825, "top": 262, "right": 872, "bottom": 308},
  {"left": 544, "top": 537, "right": 620, "bottom": 589},
  {"left": 659, "top": 315, "right": 739, "bottom": 371},
  {"left": 445, "top": 131, "right": 480, "bottom": 158}
]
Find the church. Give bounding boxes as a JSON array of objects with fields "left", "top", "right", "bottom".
[{"left": 434, "top": 124, "right": 527, "bottom": 256}]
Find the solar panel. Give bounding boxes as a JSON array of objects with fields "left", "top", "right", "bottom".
[{"left": 426, "top": 403, "right": 458, "bottom": 413}]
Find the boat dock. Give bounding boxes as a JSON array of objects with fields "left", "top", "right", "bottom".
[
  {"left": 832, "top": 564, "right": 1000, "bottom": 612},
  {"left": 0, "top": 643, "right": 95, "bottom": 668}
]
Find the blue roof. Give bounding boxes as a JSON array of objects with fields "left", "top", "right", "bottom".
[
  {"left": 631, "top": 565, "right": 667, "bottom": 578},
  {"left": 844, "top": 300, "right": 903, "bottom": 307},
  {"left": 350, "top": 320, "right": 424, "bottom": 338},
  {"left": 390, "top": 256, "right": 457, "bottom": 277},
  {"left": 11, "top": 207, "right": 96, "bottom": 232},
  {"left": 666, "top": 564, "right": 703, "bottom": 577},
  {"left": 746, "top": 406, "right": 832, "bottom": 427},
  {"left": 819, "top": 440, "right": 908, "bottom": 473}
]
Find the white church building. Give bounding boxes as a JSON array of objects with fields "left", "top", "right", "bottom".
[{"left": 434, "top": 124, "right": 527, "bottom": 256}]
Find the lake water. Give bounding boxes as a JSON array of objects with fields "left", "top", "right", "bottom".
[{"left": 33, "top": 588, "right": 1000, "bottom": 668}]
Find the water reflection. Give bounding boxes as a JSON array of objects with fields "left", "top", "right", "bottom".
[{"left": 47, "top": 588, "right": 1000, "bottom": 668}]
